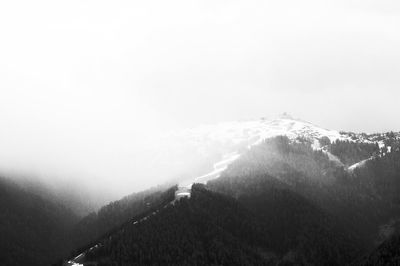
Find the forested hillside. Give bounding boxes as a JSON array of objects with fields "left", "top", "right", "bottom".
[
  {"left": 0, "top": 177, "right": 78, "bottom": 266},
  {"left": 82, "top": 184, "right": 276, "bottom": 265},
  {"left": 355, "top": 233, "right": 400, "bottom": 266},
  {"left": 209, "top": 136, "right": 400, "bottom": 264},
  {"left": 3, "top": 131, "right": 400, "bottom": 266},
  {"left": 0, "top": 175, "right": 177, "bottom": 266},
  {"left": 78, "top": 181, "right": 360, "bottom": 265},
  {"left": 328, "top": 140, "right": 379, "bottom": 166},
  {"left": 66, "top": 185, "right": 177, "bottom": 261},
  {"left": 61, "top": 135, "right": 400, "bottom": 266}
]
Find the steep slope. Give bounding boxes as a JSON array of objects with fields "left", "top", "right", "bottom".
[
  {"left": 208, "top": 137, "right": 368, "bottom": 262},
  {"left": 351, "top": 150, "right": 400, "bottom": 212},
  {"left": 69, "top": 182, "right": 362, "bottom": 266},
  {"left": 166, "top": 115, "right": 397, "bottom": 188},
  {"left": 355, "top": 234, "right": 400, "bottom": 266},
  {"left": 328, "top": 140, "right": 379, "bottom": 166},
  {"left": 61, "top": 119, "right": 400, "bottom": 265},
  {"left": 208, "top": 136, "right": 400, "bottom": 261},
  {"left": 68, "top": 185, "right": 177, "bottom": 259},
  {"left": 64, "top": 135, "right": 400, "bottom": 265},
  {"left": 0, "top": 176, "right": 78, "bottom": 266},
  {"left": 69, "top": 184, "right": 300, "bottom": 265},
  {"left": 152, "top": 115, "right": 349, "bottom": 188}
]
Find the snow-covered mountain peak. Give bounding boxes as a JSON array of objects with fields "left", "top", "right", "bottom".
[
  {"left": 167, "top": 115, "right": 344, "bottom": 147},
  {"left": 158, "top": 116, "right": 349, "bottom": 187},
  {"left": 147, "top": 115, "right": 400, "bottom": 189},
  {"left": 259, "top": 117, "right": 342, "bottom": 142}
]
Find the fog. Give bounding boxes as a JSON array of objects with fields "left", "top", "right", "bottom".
[{"left": 1, "top": 0, "right": 400, "bottom": 202}]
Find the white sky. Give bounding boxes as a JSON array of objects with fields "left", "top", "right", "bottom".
[{"left": 0, "top": 0, "right": 400, "bottom": 196}]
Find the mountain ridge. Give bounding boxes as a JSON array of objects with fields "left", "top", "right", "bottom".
[{"left": 2, "top": 115, "right": 400, "bottom": 266}]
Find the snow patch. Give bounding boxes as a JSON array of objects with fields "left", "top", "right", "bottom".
[{"left": 348, "top": 158, "right": 372, "bottom": 172}]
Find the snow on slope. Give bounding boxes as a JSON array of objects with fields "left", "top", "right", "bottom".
[
  {"left": 173, "top": 115, "right": 398, "bottom": 186},
  {"left": 348, "top": 158, "right": 372, "bottom": 172},
  {"left": 153, "top": 114, "right": 398, "bottom": 190},
  {"left": 169, "top": 116, "right": 344, "bottom": 149},
  {"left": 173, "top": 115, "right": 348, "bottom": 189}
]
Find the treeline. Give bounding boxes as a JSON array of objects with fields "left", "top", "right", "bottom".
[
  {"left": 221, "top": 135, "right": 341, "bottom": 185},
  {"left": 328, "top": 140, "right": 379, "bottom": 166}
]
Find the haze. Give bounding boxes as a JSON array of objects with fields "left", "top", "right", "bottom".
[{"left": 1, "top": 0, "right": 400, "bottom": 201}]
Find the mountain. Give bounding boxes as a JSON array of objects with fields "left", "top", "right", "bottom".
[
  {"left": 159, "top": 115, "right": 397, "bottom": 187},
  {"left": 0, "top": 172, "right": 177, "bottom": 266},
  {"left": 148, "top": 115, "right": 346, "bottom": 186},
  {"left": 64, "top": 131, "right": 400, "bottom": 265},
  {"left": 64, "top": 183, "right": 362, "bottom": 265},
  {"left": 2, "top": 115, "right": 400, "bottom": 265},
  {"left": 70, "top": 184, "right": 276, "bottom": 265},
  {"left": 0, "top": 176, "right": 79, "bottom": 266},
  {"left": 68, "top": 185, "right": 177, "bottom": 256}
]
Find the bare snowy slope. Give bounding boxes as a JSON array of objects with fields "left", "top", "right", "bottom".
[
  {"left": 167, "top": 114, "right": 343, "bottom": 149},
  {"left": 169, "top": 115, "right": 348, "bottom": 187},
  {"left": 137, "top": 114, "right": 398, "bottom": 193}
]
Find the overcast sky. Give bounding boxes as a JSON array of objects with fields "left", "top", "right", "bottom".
[{"left": 0, "top": 0, "right": 399, "bottom": 195}]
